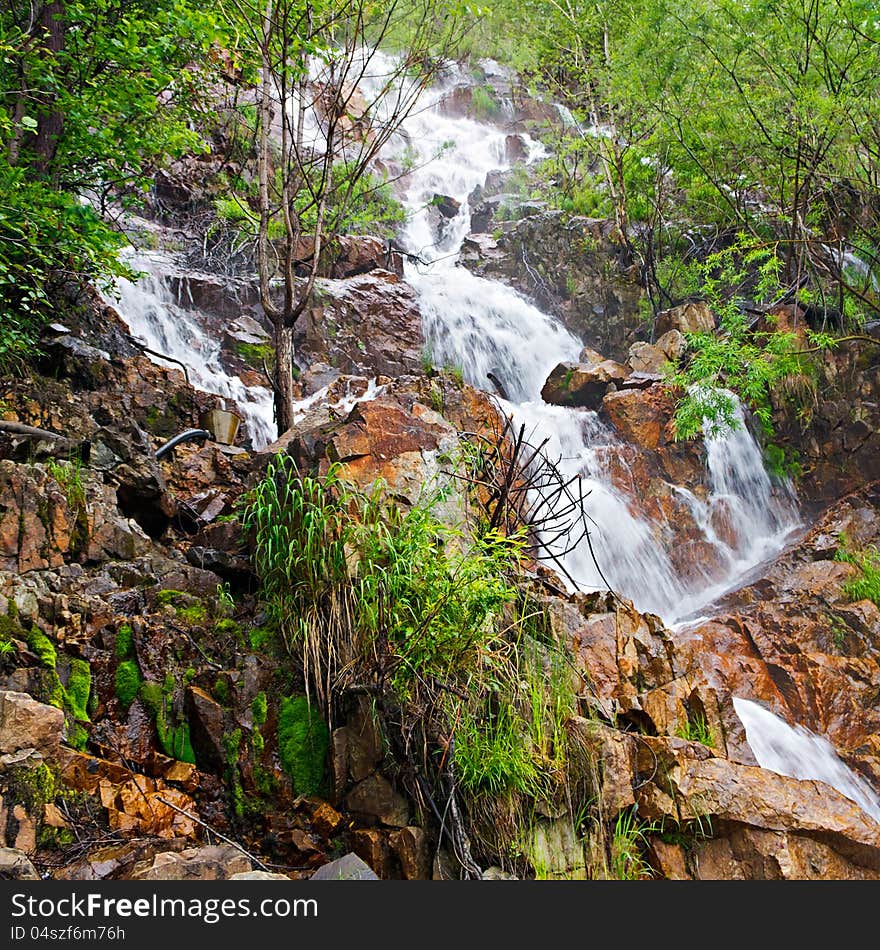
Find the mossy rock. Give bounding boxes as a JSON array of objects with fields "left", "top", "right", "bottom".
[
  {"left": 115, "top": 660, "right": 142, "bottom": 708},
  {"left": 278, "top": 696, "right": 330, "bottom": 797}
]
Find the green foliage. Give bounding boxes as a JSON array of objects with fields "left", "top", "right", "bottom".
[
  {"left": 234, "top": 341, "right": 274, "bottom": 369},
  {"left": 675, "top": 710, "right": 715, "bottom": 748},
  {"left": 835, "top": 536, "right": 880, "bottom": 607},
  {"left": 664, "top": 237, "right": 826, "bottom": 440},
  {"left": 278, "top": 696, "right": 330, "bottom": 797},
  {"left": 0, "top": 1, "right": 223, "bottom": 362},
  {"left": 471, "top": 84, "right": 500, "bottom": 119},
  {"left": 609, "top": 808, "right": 658, "bottom": 880},
  {"left": 115, "top": 660, "right": 142, "bottom": 709},
  {"left": 764, "top": 443, "right": 803, "bottom": 482}
]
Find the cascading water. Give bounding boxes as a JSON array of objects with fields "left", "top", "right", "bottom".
[
  {"left": 733, "top": 697, "right": 880, "bottom": 825},
  {"left": 375, "top": 62, "right": 800, "bottom": 623},
  {"left": 110, "top": 250, "right": 276, "bottom": 451}
]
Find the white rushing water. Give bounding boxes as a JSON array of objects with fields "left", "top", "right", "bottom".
[
  {"left": 734, "top": 697, "right": 880, "bottom": 824},
  {"left": 111, "top": 251, "right": 277, "bottom": 450},
  {"left": 110, "top": 54, "right": 799, "bottom": 623},
  {"left": 372, "top": 59, "right": 800, "bottom": 623}
]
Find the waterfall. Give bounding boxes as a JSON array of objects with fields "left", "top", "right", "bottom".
[
  {"left": 110, "top": 250, "right": 276, "bottom": 450},
  {"left": 375, "top": 59, "right": 800, "bottom": 624},
  {"left": 733, "top": 697, "right": 880, "bottom": 825}
]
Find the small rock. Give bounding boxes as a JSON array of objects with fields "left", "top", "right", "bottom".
[
  {"left": 0, "top": 691, "right": 65, "bottom": 757},
  {"left": 0, "top": 847, "right": 39, "bottom": 880},
  {"left": 344, "top": 773, "right": 410, "bottom": 828},
  {"left": 229, "top": 870, "right": 291, "bottom": 880},
  {"left": 310, "top": 852, "right": 379, "bottom": 880}
]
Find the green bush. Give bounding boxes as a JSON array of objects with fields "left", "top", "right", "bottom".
[{"left": 278, "top": 696, "right": 329, "bottom": 797}]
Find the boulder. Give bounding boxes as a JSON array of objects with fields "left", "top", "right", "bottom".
[
  {"left": 344, "top": 773, "right": 410, "bottom": 827},
  {"left": 601, "top": 387, "right": 673, "bottom": 450},
  {"left": 655, "top": 302, "right": 715, "bottom": 336},
  {"left": 627, "top": 330, "right": 685, "bottom": 374},
  {"left": 541, "top": 360, "right": 630, "bottom": 409},
  {"left": 130, "top": 844, "right": 251, "bottom": 881},
  {"left": 298, "top": 272, "right": 423, "bottom": 379},
  {"left": 389, "top": 826, "right": 430, "bottom": 880},
  {"left": 185, "top": 686, "right": 226, "bottom": 772},
  {"left": 0, "top": 691, "right": 65, "bottom": 757}
]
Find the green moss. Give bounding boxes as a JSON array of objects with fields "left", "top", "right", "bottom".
[
  {"left": 156, "top": 589, "right": 188, "bottom": 607},
  {"left": 214, "top": 617, "right": 241, "bottom": 636},
  {"left": 177, "top": 604, "right": 207, "bottom": 624},
  {"left": 65, "top": 720, "right": 89, "bottom": 751},
  {"left": 278, "top": 696, "right": 329, "bottom": 797},
  {"left": 139, "top": 680, "right": 163, "bottom": 716},
  {"left": 8, "top": 762, "right": 57, "bottom": 813},
  {"left": 65, "top": 658, "right": 91, "bottom": 721},
  {"left": 27, "top": 628, "right": 57, "bottom": 669},
  {"left": 213, "top": 676, "right": 230, "bottom": 705},
  {"left": 0, "top": 612, "right": 27, "bottom": 644},
  {"left": 158, "top": 718, "right": 195, "bottom": 764},
  {"left": 115, "top": 624, "right": 134, "bottom": 659},
  {"left": 248, "top": 625, "right": 276, "bottom": 651},
  {"left": 183, "top": 666, "right": 196, "bottom": 685},
  {"left": 115, "top": 660, "right": 143, "bottom": 708},
  {"left": 235, "top": 341, "right": 274, "bottom": 368},
  {"left": 251, "top": 691, "right": 268, "bottom": 727}
]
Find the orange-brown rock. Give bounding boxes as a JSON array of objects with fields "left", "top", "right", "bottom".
[
  {"left": 541, "top": 359, "right": 630, "bottom": 409},
  {"left": 600, "top": 387, "right": 674, "bottom": 451},
  {"left": 655, "top": 301, "right": 715, "bottom": 336}
]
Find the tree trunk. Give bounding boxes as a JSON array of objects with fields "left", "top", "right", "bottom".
[
  {"left": 33, "top": 1, "right": 66, "bottom": 175},
  {"left": 273, "top": 321, "right": 297, "bottom": 434}
]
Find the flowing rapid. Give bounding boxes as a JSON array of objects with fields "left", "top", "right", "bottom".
[
  {"left": 112, "top": 250, "right": 276, "bottom": 450},
  {"left": 110, "top": 56, "right": 800, "bottom": 624},
  {"left": 380, "top": 63, "right": 800, "bottom": 624},
  {"left": 734, "top": 698, "right": 880, "bottom": 824}
]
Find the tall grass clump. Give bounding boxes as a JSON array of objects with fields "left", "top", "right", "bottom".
[{"left": 243, "top": 454, "right": 584, "bottom": 872}]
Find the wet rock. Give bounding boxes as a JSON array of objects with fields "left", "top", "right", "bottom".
[
  {"left": 0, "top": 691, "right": 65, "bottom": 757},
  {"left": 344, "top": 773, "right": 410, "bottom": 827},
  {"left": 654, "top": 302, "right": 715, "bottom": 336},
  {"left": 298, "top": 271, "right": 423, "bottom": 379},
  {"left": 627, "top": 330, "right": 685, "bottom": 374},
  {"left": 389, "top": 826, "right": 430, "bottom": 880},
  {"left": 541, "top": 360, "right": 630, "bottom": 409},
  {"left": 0, "top": 847, "right": 39, "bottom": 880},
  {"left": 310, "top": 852, "right": 379, "bottom": 880},
  {"left": 601, "top": 387, "right": 674, "bottom": 451},
  {"left": 460, "top": 211, "right": 646, "bottom": 361},
  {"left": 185, "top": 687, "right": 227, "bottom": 772},
  {"left": 352, "top": 828, "right": 395, "bottom": 878},
  {"left": 185, "top": 547, "right": 253, "bottom": 587},
  {"left": 130, "top": 844, "right": 251, "bottom": 881}
]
